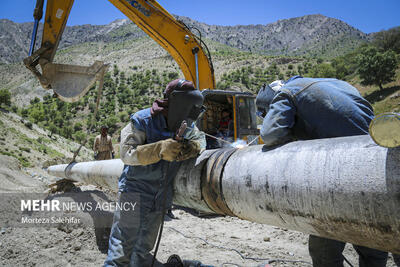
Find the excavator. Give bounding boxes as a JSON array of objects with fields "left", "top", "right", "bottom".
[{"left": 23, "top": 0, "right": 260, "bottom": 147}]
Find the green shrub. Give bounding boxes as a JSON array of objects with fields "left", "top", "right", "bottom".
[
  {"left": 24, "top": 121, "right": 33, "bottom": 129},
  {"left": 0, "top": 89, "right": 11, "bottom": 107},
  {"left": 19, "top": 147, "right": 31, "bottom": 153}
]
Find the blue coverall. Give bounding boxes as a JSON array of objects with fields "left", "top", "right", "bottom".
[
  {"left": 104, "top": 108, "right": 206, "bottom": 267},
  {"left": 260, "top": 77, "right": 388, "bottom": 267}
]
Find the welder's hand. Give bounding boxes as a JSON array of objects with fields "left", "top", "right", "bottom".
[
  {"left": 176, "top": 140, "right": 202, "bottom": 161},
  {"left": 159, "top": 139, "right": 184, "bottom": 161},
  {"left": 136, "top": 138, "right": 183, "bottom": 165}
]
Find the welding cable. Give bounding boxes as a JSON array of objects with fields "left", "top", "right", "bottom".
[
  {"left": 151, "top": 164, "right": 170, "bottom": 267},
  {"left": 166, "top": 226, "right": 313, "bottom": 266},
  {"left": 220, "top": 263, "right": 242, "bottom": 267},
  {"left": 343, "top": 256, "right": 355, "bottom": 267}
]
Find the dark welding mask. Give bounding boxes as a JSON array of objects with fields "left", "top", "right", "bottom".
[
  {"left": 167, "top": 88, "right": 205, "bottom": 133},
  {"left": 255, "top": 81, "right": 284, "bottom": 118}
]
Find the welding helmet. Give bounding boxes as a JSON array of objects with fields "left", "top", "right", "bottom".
[
  {"left": 166, "top": 79, "right": 205, "bottom": 133},
  {"left": 255, "top": 80, "right": 284, "bottom": 118}
]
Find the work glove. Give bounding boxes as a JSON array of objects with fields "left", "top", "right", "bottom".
[
  {"left": 176, "top": 140, "right": 202, "bottom": 161},
  {"left": 136, "top": 138, "right": 183, "bottom": 166}
]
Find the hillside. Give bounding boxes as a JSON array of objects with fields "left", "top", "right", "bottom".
[
  {"left": 0, "top": 14, "right": 368, "bottom": 64},
  {"left": 175, "top": 14, "right": 369, "bottom": 58},
  {"left": 0, "top": 19, "right": 143, "bottom": 64},
  {"left": 0, "top": 110, "right": 92, "bottom": 169},
  {"left": 0, "top": 15, "right": 398, "bottom": 137},
  {"left": 0, "top": 34, "right": 310, "bottom": 107},
  {"left": 0, "top": 14, "right": 379, "bottom": 108}
]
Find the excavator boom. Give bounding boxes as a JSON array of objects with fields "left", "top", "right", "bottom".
[
  {"left": 109, "top": 0, "right": 215, "bottom": 90},
  {"left": 24, "top": 0, "right": 215, "bottom": 102}
]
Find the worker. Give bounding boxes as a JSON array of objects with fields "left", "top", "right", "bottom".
[
  {"left": 213, "top": 109, "right": 234, "bottom": 148},
  {"left": 93, "top": 125, "right": 115, "bottom": 160},
  {"left": 104, "top": 79, "right": 206, "bottom": 267},
  {"left": 217, "top": 109, "right": 233, "bottom": 138},
  {"left": 255, "top": 75, "right": 388, "bottom": 267}
]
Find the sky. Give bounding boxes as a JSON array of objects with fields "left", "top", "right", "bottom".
[{"left": 1, "top": 0, "right": 399, "bottom": 34}]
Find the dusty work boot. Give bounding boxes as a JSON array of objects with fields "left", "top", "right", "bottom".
[
  {"left": 164, "top": 254, "right": 184, "bottom": 267},
  {"left": 393, "top": 254, "right": 400, "bottom": 266},
  {"left": 164, "top": 254, "right": 214, "bottom": 267}
]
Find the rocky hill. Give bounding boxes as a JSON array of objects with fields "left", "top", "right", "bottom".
[
  {"left": 0, "top": 18, "right": 143, "bottom": 64},
  {"left": 175, "top": 14, "right": 369, "bottom": 58},
  {"left": 1, "top": 13, "right": 398, "bottom": 113},
  {"left": 0, "top": 14, "right": 369, "bottom": 64}
]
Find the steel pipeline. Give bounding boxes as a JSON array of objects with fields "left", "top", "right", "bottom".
[{"left": 47, "top": 135, "right": 400, "bottom": 253}]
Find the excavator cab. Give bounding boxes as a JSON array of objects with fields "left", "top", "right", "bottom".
[{"left": 198, "top": 90, "right": 261, "bottom": 149}]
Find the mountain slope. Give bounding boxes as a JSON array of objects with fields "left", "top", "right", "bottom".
[
  {"left": 0, "top": 19, "right": 145, "bottom": 64},
  {"left": 175, "top": 14, "right": 369, "bottom": 58},
  {"left": 0, "top": 14, "right": 369, "bottom": 64}
]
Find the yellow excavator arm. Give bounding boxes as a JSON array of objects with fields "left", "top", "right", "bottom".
[{"left": 24, "top": 0, "right": 215, "bottom": 102}]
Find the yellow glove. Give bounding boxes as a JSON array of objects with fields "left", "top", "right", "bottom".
[
  {"left": 176, "top": 140, "right": 202, "bottom": 161},
  {"left": 136, "top": 138, "right": 183, "bottom": 165}
]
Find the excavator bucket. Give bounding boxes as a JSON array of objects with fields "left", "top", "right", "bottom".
[{"left": 41, "top": 61, "right": 108, "bottom": 102}]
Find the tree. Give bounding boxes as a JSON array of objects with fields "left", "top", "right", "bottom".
[
  {"left": 357, "top": 46, "right": 398, "bottom": 90},
  {"left": 61, "top": 125, "right": 73, "bottom": 139},
  {"left": 30, "top": 97, "right": 40, "bottom": 105},
  {"left": 373, "top": 26, "right": 400, "bottom": 54},
  {"left": 0, "top": 89, "right": 11, "bottom": 107},
  {"left": 24, "top": 121, "right": 33, "bottom": 129},
  {"left": 168, "top": 72, "right": 178, "bottom": 80},
  {"left": 74, "top": 122, "right": 83, "bottom": 131},
  {"left": 21, "top": 108, "right": 29, "bottom": 118},
  {"left": 48, "top": 123, "right": 58, "bottom": 137},
  {"left": 118, "top": 111, "right": 129, "bottom": 122},
  {"left": 103, "top": 115, "right": 119, "bottom": 135},
  {"left": 29, "top": 107, "right": 45, "bottom": 123},
  {"left": 73, "top": 131, "right": 86, "bottom": 143},
  {"left": 308, "top": 63, "right": 336, "bottom": 78},
  {"left": 331, "top": 58, "right": 350, "bottom": 80},
  {"left": 113, "top": 64, "right": 119, "bottom": 77}
]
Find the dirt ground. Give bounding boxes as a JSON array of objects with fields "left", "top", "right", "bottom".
[{"left": 0, "top": 154, "right": 398, "bottom": 267}]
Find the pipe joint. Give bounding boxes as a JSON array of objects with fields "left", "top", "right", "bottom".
[{"left": 201, "top": 148, "right": 237, "bottom": 216}]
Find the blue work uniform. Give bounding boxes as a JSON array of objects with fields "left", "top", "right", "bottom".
[
  {"left": 104, "top": 108, "right": 206, "bottom": 267},
  {"left": 260, "top": 77, "right": 374, "bottom": 146},
  {"left": 260, "top": 77, "right": 388, "bottom": 267}
]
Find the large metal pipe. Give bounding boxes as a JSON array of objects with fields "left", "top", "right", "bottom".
[
  {"left": 48, "top": 159, "right": 122, "bottom": 189},
  {"left": 47, "top": 135, "right": 400, "bottom": 253}
]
